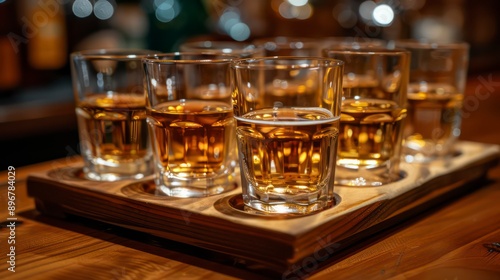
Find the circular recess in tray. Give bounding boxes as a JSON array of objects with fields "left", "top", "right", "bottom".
[
  {"left": 404, "top": 148, "right": 463, "bottom": 165},
  {"left": 334, "top": 169, "right": 409, "bottom": 188},
  {"left": 47, "top": 167, "right": 86, "bottom": 181},
  {"left": 121, "top": 179, "right": 183, "bottom": 201},
  {"left": 214, "top": 193, "right": 342, "bottom": 219}
]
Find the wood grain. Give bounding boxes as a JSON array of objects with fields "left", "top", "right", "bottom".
[
  {"left": 24, "top": 141, "right": 499, "bottom": 276},
  {"left": 311, "top": 180, "right": 500, "bottom": 280}
]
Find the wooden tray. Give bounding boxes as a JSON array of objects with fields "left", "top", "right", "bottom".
[{"left": 27, "top": 141, "right": 499, "bottom": 275}]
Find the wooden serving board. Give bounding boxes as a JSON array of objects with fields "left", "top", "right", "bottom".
[{"left": 26, "top": 141, "right": 499, "bottom": 275}]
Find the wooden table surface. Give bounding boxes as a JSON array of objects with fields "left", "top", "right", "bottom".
[{"left": 1, "top": 73, "right": 499, "bottom": 279}]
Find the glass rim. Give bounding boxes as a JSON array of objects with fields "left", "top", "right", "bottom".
[
  {"left": 392, "top": 39, "right": 470, "bottom": 50},
  {"left": 71, "top": 48, "right": 160, "bottom": 60},
  {"left": 180, "top": 40, "right": 261, "bottom": 51},
  {"left": 323, "top": 47, "right": 410, "bottom": 56},
  {"left": 142, "top": 52, "right": 238, "bottom": 64},
  {"left": 323, "top": 36, "right": 386, "bottom": 44},
  {"left": 252, "top": 36, "right": 328, "bottom": 49},
  {"left": 253, "top": 36, "right": 385, "bottom": 45},
  {"left": 231, "top": 56, "right": 344, "bottom": 69},
  {"left": 322, "top": 37, "right": 387, "bottom": 50},
  {"left": 253, "top": 36, "right": 323, "bottom": 43}
]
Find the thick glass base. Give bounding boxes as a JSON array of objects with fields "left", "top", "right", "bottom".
[
  {"left": 403, "top": 139, "right": 457, "bottom": 163},
  {"left": 242, "top": 188, "right": 334, "bottom": 215},
  {"left": 243, "top": 200, "right": 333, "bottom": 215},
  {"left": 155, "top": 169, "right": 237, "bottom": 198},
  {"left": 83, "top": 156, "right": 153, "bottom": 182},
  {"left": 335, "top": 164, "right": 404, "bottom": 187}
]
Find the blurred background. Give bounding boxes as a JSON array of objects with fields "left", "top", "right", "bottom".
[{"left": 1, "top": 0, "right": 499, "bottom": 170}]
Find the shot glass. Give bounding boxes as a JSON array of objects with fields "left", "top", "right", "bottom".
[
  {"left": 231, "top": 57, "right": 344, "bottom": 214},
  {"left": 143, "top": 53, "right": 237, "bottom": 198},
  {"left": 323, "top": 48, "right": 410, "bottom": 186},
  {"left": 393, "top": 40, "right": 470, "bottom": 163},
  {"left": 179, "top": 40, "right": 264, "bottom": 58},
  {"left": 70, "top": 49, "right": 157, "bottom": 181}
]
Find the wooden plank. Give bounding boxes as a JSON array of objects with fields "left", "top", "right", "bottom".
[{"left": 26, "top": 141, "right": 500, "bottom": 274}]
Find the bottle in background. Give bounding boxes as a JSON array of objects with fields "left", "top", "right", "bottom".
[
  {"left": 0, "top": 0, "right": 22, "bottom": 95},
  {"left": 20, "top": 0, "right": 67, "bottom": 71}
]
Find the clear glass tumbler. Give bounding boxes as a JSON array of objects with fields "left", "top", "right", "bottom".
[
  {"left": 323, "top": 47, "right": 410, "bottom": 186},
  {"left": 143, "top": 53, "right": 238, "bottom": 197},
  {"left": 71, "top": 49, "right": 157, "bottom": 181},
  {"left": 232, "top": 57, "right": 344, "bottom": 214}
]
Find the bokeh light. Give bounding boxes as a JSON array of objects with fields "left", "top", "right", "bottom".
[
  {"left": 279, "top": 1, "right": 313, "bottom": 20},
  {"left": 359, "top": 1, "right": 376, "bottom": 21},
  {"left": 72, "top": 0, "right": 93, "bottom": 18},
  {"left": 94, "top": 0, "right": 114, "bottom": 20},
  {"left": 229, "top": 22, "right": 251, "bottom": 41},
  {"left": 372, "top": 4, "right": 394, "bottom": 26},
  {"left": 154, "top": 0, "right": 180, "bottom": 23},
  {"left": 288, "top": 0, "right": 308, "bottom": 7},
  {"left": 219, "top": 8, "right": 240, "bottom": 32},
  {"left": 218, "top": 6, "right": 251, "bottom": 41}
]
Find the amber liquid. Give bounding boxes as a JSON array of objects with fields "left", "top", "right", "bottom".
[
  {"left": 405, "top": 83, "right": 462, "bottom": 159},
  {"left": 147, "top": 100, "right": 235, "bottom": 196},
  {"left": 236, "top": 107, "right": 339, "bottom": 213},
  {"left": 76, "top": 93, "right": 151, "bottom": 180},
  {"left": 339, "top": 99, "right": 406, "bottom": 166},
  {"left": 334, "top": 75, "right": 407, "bottom": 185}
]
